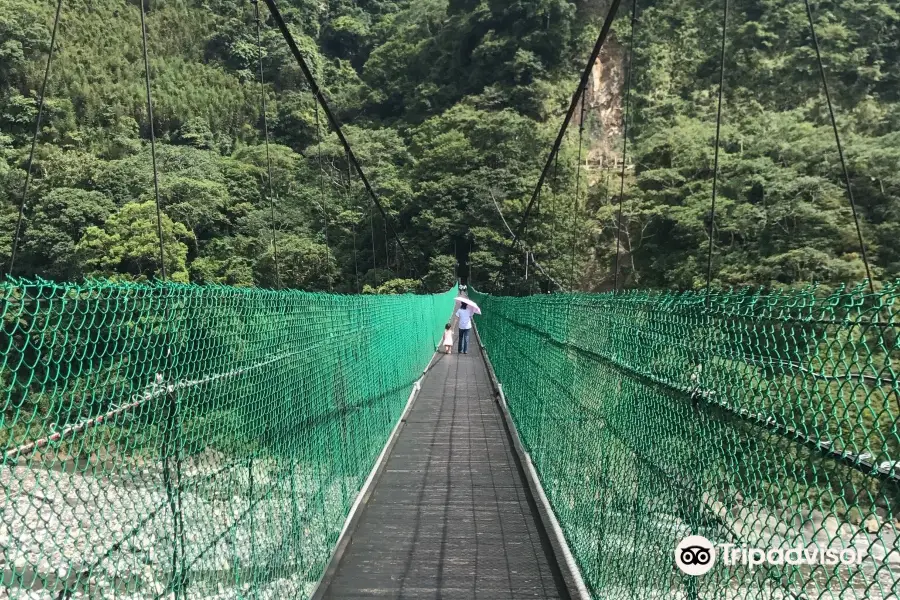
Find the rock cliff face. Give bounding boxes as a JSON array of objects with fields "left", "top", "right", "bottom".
[
  {"left": 573, "top": 0, "right": 627, "bottom": 289},
  {"left": 583, "top": 35, "right": 625, "bottom": 178},
  {"left": 575, "top": 0, "right": 626, "bottom": 181}
]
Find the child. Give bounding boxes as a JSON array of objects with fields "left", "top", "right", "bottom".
[{"left": 440, "top": 324, "right": 454, "bottom": 354}]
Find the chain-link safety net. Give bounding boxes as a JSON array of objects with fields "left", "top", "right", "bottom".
[
  {"left": 471, "top": 284, "right": 899, "bottom": 599},
  {"left": 1, "top": 278, "right": 456, "bottom": 599}
]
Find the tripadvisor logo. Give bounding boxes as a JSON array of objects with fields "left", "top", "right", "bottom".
[
  {"left": 675, "top": 535, "right": 867, "bottom": 576},
  {"left": 675, "top": 536, "right": 716, "bottom": 576}
]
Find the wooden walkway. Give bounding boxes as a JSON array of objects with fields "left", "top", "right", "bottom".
[{"left": 319, "top": 341, "right": 570, "bottom": 599}]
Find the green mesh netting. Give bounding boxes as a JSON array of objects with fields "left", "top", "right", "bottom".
[
  {"left": 1, "top": 278, "right": 456, "bottom": 599},
  {"left": 472, "top": 284, "right": 899, "bottom": 600}
]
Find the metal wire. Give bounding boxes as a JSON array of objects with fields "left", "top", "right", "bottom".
[
  {"left": 491, "top": 0, "right": 624, "bottom": 286},
  {"left": 7, "top": 0, "right": 63, "bottom": 276},
  {"left": 138, "top": 3, "right": 187, "bottom": 594},
  {"left": 490, "top": 191, "right": 566, "bottom": 292},
  {"left": 314, "top": 102, "right": 332, "bottom": 291},
  {"left": 370, "top": 203, "right": 377, "bottom": 271},
  {"left": 510, "top": 0, "right": 624, "bottom": 245},
  {"left": 705, "top": 0, "right": 729, "bottom": 303},
  {"left": 570, "top": 91, "right": 587, "bottom": 289},
  {"left": 348, "top": 150, "right": 360, "bottom": 293},
  {"left": 261, "top": 0, "right": 416, "bottom": 278},
  {"left": 549, "top": 154, "right": 559, "bottom": 270},
  {"left": 614, "top": 0, "right": 638, "bottom": 292},
  {"left": 139, "top": 0, "right": 166, "bottom": 281},
  {"left": 383, "top": 216, "right": 390, "bottom": 273},
  {"left": 253, "top": 0, "right": 280, "bottom": 289},
  {"left": 803, "top": 0, "right": 874, "bottom": 293}
]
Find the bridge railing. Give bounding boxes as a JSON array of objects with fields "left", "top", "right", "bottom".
[
  {"left": 0, "top": 278, "right": 455, "bottom": 599},
  {"left": 472, "top": 283, "right": 899, "bottom": 600}
]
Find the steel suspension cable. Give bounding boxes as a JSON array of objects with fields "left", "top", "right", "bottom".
[
  {"left": 491, "top": 0, "right": 623, "bottom": 286},
  {"left": 139, "top": 1, "right": 184, "bottom": 593},
  {"left": 570, "top": 92, "right": 587, "bottom": 288},
  {"left": 691, "top": 2, "right": 731, "bottom": 572},
  {"left": 614, "top": 0, "right": 638, "bottom": 292},
  {"left": 490, "top": 191, "right": 566, "bottom": 291},
  {"left": 7, "top": 0, "right": 63, "bottom": 276},
  {"left": 314, "top": 102, "right": 332, "bottom": 290},
  {"left": 348, "top": 150, "right": 359, "bottom": 293},
  {"left": 384, "top": 216, "right": 390, "bottom": 272},
  {"left": 253, "top": 0, "right": 280, "bottom": 289},
  {"left": 510, "top": 0, "right": 623, "bottom": 246},
  {"left": 803, "top": 0, "right": 874, "bottom": 293},
  {"left": 549, "top": 153, "right": 559, "bottom": 264},
  {"left": 691, "top": 8, "right": 731, "bottom": 546},
  {"left": 261, "top": 0, "right": 416, "bottom": 278},
  {"left": 139, "top": 4, "right": 166, "bottom": 280},
  {"left": 352, "top": 220, "right": 359, "bottom": 292},
  {"left": 370, "top": 203, "right": 377, "bottom": 271},
  {"left": 704, "top": 0, "right": 728, "bottom": 304}
]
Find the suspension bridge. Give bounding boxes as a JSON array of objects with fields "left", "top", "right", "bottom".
[{"left": 1, "top": 0, "right": 899, "bottom": 599}]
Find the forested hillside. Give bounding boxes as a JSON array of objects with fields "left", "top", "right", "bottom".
[{"left": 0, "top": 0, "right": 897, "bottom": 293}]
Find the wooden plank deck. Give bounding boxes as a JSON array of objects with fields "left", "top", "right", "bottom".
[{"left": 319, "top": 342, "right": 570, "bottom": 599}]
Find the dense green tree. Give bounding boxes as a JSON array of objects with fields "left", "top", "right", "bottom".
[
  {"left": 254, "top": 234, "right": 337, "bottom": 289},
  {"left": 423, "top": 254, "right": 458, "bottom": 291},
  {"left": 76, "top": 201, "right": 193, "bottom": 282},
  {"left": 18, "top": 188, "right": 114, "bottom": 280}
]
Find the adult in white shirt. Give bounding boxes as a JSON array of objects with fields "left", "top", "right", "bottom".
[{"left": 456, "top": 302, "right": 474, "bottom": 354}]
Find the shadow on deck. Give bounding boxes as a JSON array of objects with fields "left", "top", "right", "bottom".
[{"left": 318, "top": 340, "right": 571, "bottom": 599}]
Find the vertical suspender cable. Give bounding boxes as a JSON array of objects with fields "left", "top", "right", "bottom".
[
  {"left": 549, "top": 153, "right": 559, "bottom": 271},
  {"left": 140, "top": 0, "right": 184, "bottom": 594},
  {"left": 251, "top": 4, "right": 277, "bottom": 582},
  {"left": 352, "top": 222, "right": 359, "bottom": 292},
  {"left": 314, "top": 103, "right": 332, "bottom": 290},
  {"left": 691, "top": 6, "right": 730, "bottom": 589},
  {"left": 804, "top": 0, "right": 874, "bottom": 293},
  {"left": 534, "top": 188, "right": 541, "bottom": 293},
  {"left": 253, "top": 0, "right": 280, "bottom": 289},
  {"left": 370, "top": 202, "right": 377, "bottom": 272},
  {"left": 140, "top": 1, "right": 166, "bottom": 280},
  {"left": 570, "top": 91, "right": 587, "bottom": 288},
  {"left": 383, "top": 215, "right": 390, "bottom": 272},
  {"left": 704, "top": 0, "right": 728, "bottom": 305},
  {"left": 614, "top": 0, "right": 638, "bottom": 292},
  {"left": 348, "top": 150, "right": 360, "bottom": 293},
  {"left": 7, "top": 0, "right": 63, "bottom": 276}
]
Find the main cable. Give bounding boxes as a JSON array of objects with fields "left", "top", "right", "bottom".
[
  {"left": 704, "top": 0, "right": 729, "bottom": 304},
  {"left": 510, "top": 0, "right": 623, "bottom": 245},
  {"left": 261, "top": 0, "right": 417, "bottom": 278},
  {"left": 804, "top": 0, "right": 874, "bottom": 292},
  {"left": 491, "top": 0, "right": 623, "bottom": 287},
  {"left": 7, "top": 0, "right": 63, "bottom": 276}
]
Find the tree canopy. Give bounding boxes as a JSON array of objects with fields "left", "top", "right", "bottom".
[{"left": 0, "top": 0, "right": 896, "bottom": 294}]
